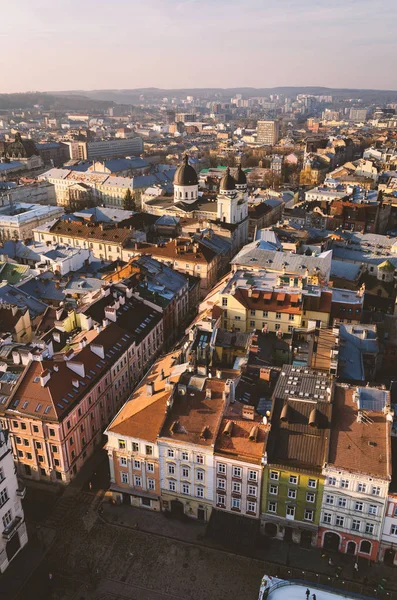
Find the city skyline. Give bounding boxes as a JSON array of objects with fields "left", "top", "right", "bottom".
[{"left": 2, "top": 0, "right": 397, "bottom": 93}]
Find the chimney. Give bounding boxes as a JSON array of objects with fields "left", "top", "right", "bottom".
[
  {"left": 102, "top": 318, "right": 109, "bottom": 329},
  {"left": 223, "top": 420, "right": 233, "bottom": 436},
  {"left": 242, "top": 405, "right": 255, "bottom": 421},
  {"left": 206, "top": 388, "right": 212, "bottom": 399},
  {"left": 72, "top": 379, "right": 79, "bottom": 388},
  {"left": 146, "top": 382, "right": 155, "bottom": 396},
  {"left": 216, "top": 369, "right": 222, "bottom": 379},
  {"left": 40, "top": 369, "right": 51, "bottom": 387}
]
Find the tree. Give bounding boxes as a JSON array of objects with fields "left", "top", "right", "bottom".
[{"left": 123, "top": 188, "right": 135, "bottom": 211}]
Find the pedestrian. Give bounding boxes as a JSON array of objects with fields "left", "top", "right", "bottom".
[
  {"left": 89, "top": 481, "right": 92, "bottom": 490},
  {"left": 354, "top": 561, "right": 359, "bottom": 576},
  {"left": 305, "top": 589, "right": 310, "bottom": 600},
  {"left": 328, "top": 557, "right": 334, "bottom": 566},
  {"left": 312, "top": 595, "right": 317, "bottom": 600}
]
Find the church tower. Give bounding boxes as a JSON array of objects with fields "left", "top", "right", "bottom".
[
  {"left": 173, "top": 155, "right": 199, "bottom": 204},
  {"left": 217, "top": 166, "right": 249, "bottom": 248}
]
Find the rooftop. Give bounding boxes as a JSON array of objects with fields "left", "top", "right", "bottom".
[{"left": 328, "top": 385, "right": 391, "bottom": 479}]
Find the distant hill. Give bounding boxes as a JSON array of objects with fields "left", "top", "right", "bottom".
[
  {"left": 0, "top": 92, "right": 114, "bottom": 111},
  {"left": 54, "top": 86, "right": 397, "bottom": 104}
]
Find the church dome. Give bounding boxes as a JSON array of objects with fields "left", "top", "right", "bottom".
[
  {"left": 234, "top": 164, "right": 247, "bottom": 185},
  {"left": 174, "top": 155, "right": 198, "bottom": 186},
  {"left": 220, "top": 167, "right": 236, "bottom": 191}
]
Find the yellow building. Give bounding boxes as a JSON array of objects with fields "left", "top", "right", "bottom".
[
  {"left": 220, "top": 288, "right": 302, "bottom": 334},
  {"left": 301, "top": 291, "right": 332, "bottom": 329}
]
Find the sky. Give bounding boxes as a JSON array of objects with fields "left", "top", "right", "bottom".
[{"left": 1, "top": 0, "right": 397, "bottom": 93}]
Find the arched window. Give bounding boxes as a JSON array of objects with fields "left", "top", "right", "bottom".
[
  {"left": 185, "top": 192, "right": 188, "bottom": 199},
  {"left": 360, "top": 540, "right": 371, "bottom": 554}
]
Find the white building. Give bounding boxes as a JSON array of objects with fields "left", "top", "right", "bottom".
[
  {"left": 0, "top": 203, "right": 64, "bottom": 242},
  {"left": 0, "top": 427, "right": 28, "bottom": 572},
  {"left": 379, "top": 492, "right": 397, "bottom": 565}
]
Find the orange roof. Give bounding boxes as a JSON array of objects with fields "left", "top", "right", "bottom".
[
  {"left": 107, "top": 352, "right": 182, "bottom": 442},
  {"left": 328, "top": 385, "right": 391, "bottom": 479},
  {"left": 215, "top": 404, "right": 269, "bottom": 464}
]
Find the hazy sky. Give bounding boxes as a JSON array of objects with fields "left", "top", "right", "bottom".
[{"left": 2, "top": 0, "right": 397, "bottom": 93}]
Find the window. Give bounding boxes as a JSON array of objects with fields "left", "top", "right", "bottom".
[
  {"left": 121, "top": 472, "right": 128, "bottom": 484},
  {"left": 288, "top": 488, "right": 297, "bottom": 499},
  {"left": 0, "top": 468, "right": 4, "bottom": 482},
  {"left": 390, "top": 524, "right": 397, "bottom": 536},
  {"left": 232, "top": 481, "right": 241, "bottom": 493},
  {"left": 288, "top": 325, "right": 293, "bottom": 333},
  {"left": 286, "top": 505, "right": 295, "bottom": 519},
  {"left": 196, "top": 486, "right": 204, "bottom": 498},
  {"left": 167, "top": 464, "right": 175, "bottom": 475},
  {"left": 304, "top": 509, "right": 313, "bottom": 522},
  {"left": 306, "top": 492, "right": 315, "bottom": 503},
  {"left": 196, "top": 470, "right": 204, "bottom": 482},
  {"left": 352, "top": 519, "right": 361, "bottom": 531},
  {"left": 217, "top": 478, "right": 226, "bottom": 489},
  {"left": 222, "top": 297, "right": 228, "bottom": 307},
  {"left": 289, "top": 475, "right": 298, "bottom": 485},
  {"left": 132, "top": 442, "right": 139, "bottom": 452},
  {"left": 250, "top": 310, "right": 255, "bottom": 316},
  {"left": 147, "top": 463, "right": 154, "bottom": 473},
  {"left": 276, "top": 312, "right": 281, "bottom": 319},
  {"left": 368, "top": 504, "right": 377, "bottom": 516},
  {"left": 54, "top": 459, "right": 60, "bottom": 467},
  {"left": 145, "top": 445, "right": 153, "bottom": 456},
  {"left": 33, "top": 425, "right": 39, "bottom": 433},
  {"left": 268, "top": 501, "right": 277, "bottom": 513},
  {"left": 289, "top": 314, "right": 294, "bottom": 321},
  {"left": 182, "top": 483, "right": 190, "bottom": 495},
  {"left": 360, "top": 540, "right": 371, "bottom": 554},
  {"left": 120, "top": 457, "right": 127, "bottom": 466},
  {"left": 338, "top": 497, "right": 347, "bottom": 508},
  {"left": 270, "top": 471, "right": 279, "bottom": 481},
  {"left": 323, "top": 512, "right": 332, "bottom": 524},
  {"left": 275, "top": 324, "right": 280, "bottom": 331},
  {"left": 247, "top": 501, "right": 257, "bottom": 513},
  {"left": 248, "top": 485, "right": 257, "bottom": 497},
  {"left": 148, "top": 479, "right": 155, "bottom": 491},
  {"left": 0, "top": 488, "right": 9, "bottom": 507},
  {"left": 36, "top": 442, "right": 42, "bottom": 449},
  {"left": 23, "top": 439, "right": 29, "bottom": 446},
  {"left": 336, "top": 515, "right": 345, "bottom": 527},
  {"left": 217, "top": 494, "right": 226, "bottom": 507},
  {"left": 118, "top": 439, "right": 126, "bottom": 450},
  {"left": 196, "top": 454, "right": 204, "bottom": 464},
  {"left": 372, "top": 486, "right": 381, "bottom": 496},
  {"left": 325, "top": 495, "right": 334, "bottom": 505},
  {"left": 340, "top": 479, "right": 349, "bottom": 489},
  {"left": 262, "top": 311, "right": 268, "bottom": 317},
  {"left": 167, "top": 448, "right": 175, "bottom": 458},
  {"left": 134, "top": 476, "right": 142, "bottom": 487},
  {"left": 133, "top": 460, "right": 141, "bottom": 470},
  {"left": 327, "top": 476, "right": 336, "bottom": 486},
  {"left": 21, "top": 423, "right": 26, "bottom": 430},
  {"left": 355, "top": 501, "right": 363, "bottom": 512},
  {"left": 365, "top": 523, "right": 374, "bottom": 535},
  {"left": 269, "top": 484, "right": 278, "bottom": 495},
  {"left": 233, "top": 466, "right": 242, "bottom": 478},
  {"left": 182, "top": 451, "right": 189, "bottom": 461},
  {"left": 232, "top": 498, "right": 241, "bottom": 510},
  {"left": 250, "top": 320, "right": 255, "bottom": 327},
  {"left": 357, "top": 482, "right": 367, "bottom": 493},
  {"left": 2, "top": 509, "right": 12, "bottom": 528},
  {"left": 182, "top": 467, "right": 189, "bottom": 478},
  {"left": 248, "top": 470, "right": 258, "bottom": 482}
]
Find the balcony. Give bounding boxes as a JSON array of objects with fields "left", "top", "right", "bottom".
[
  {"left": 3, "top": 516, "right": 23, "bottom": 540},
  {"left": 16, "top": 484, "right": 26, "bottom": 499}
]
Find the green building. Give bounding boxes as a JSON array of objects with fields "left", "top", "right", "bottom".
[{"left": 260, "top": 364, "right": 334, "bottom": 548}]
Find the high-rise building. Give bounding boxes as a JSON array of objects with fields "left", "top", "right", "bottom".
[
  {"left": 349, "top": 108, "right": 367, "bottom": 122},
  {"left": 257, "top": 120, "right": 280, "bottom": 146}
]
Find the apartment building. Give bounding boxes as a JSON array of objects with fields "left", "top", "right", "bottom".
[
  {"left": 0, "top": 305, "right": 32, "bottom": 343},
  {"left": 379, "top": 483, "right": 397, "bottom": 566},
  {"left": 105, "top": 352, "right": 182, "bottom": 511},
  {"left": 214, "top": 403, "right": 269, "bottom": 519},
  {"left": 319, "top": 386, "right": 391, "bottom": 562},
  {"left": 0, "top": 203, "right": 64, "bottom": 242},
  {"left": 129, "top": 238, "right": 220, "bottom": 299},
  {"left": 34, "top": 219, "right": 135, "bottom": 263},
  {"left": 257, "top": 120, "right": 280, "bottom": 146},
  {"left": 261, "top": 365, "right": 334, "bottom": 548},
  {"left": 220, "top": 287, "right": 303, "bottom": 334},
  {"left": 1, "top": 289, "right": 163, "bottom": 484},
  {"left": 0, "top": 426, "right": 28, "bottom": 572},
  {"left": 158, "top": 372, "right": 229, "bottom": 522}
]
